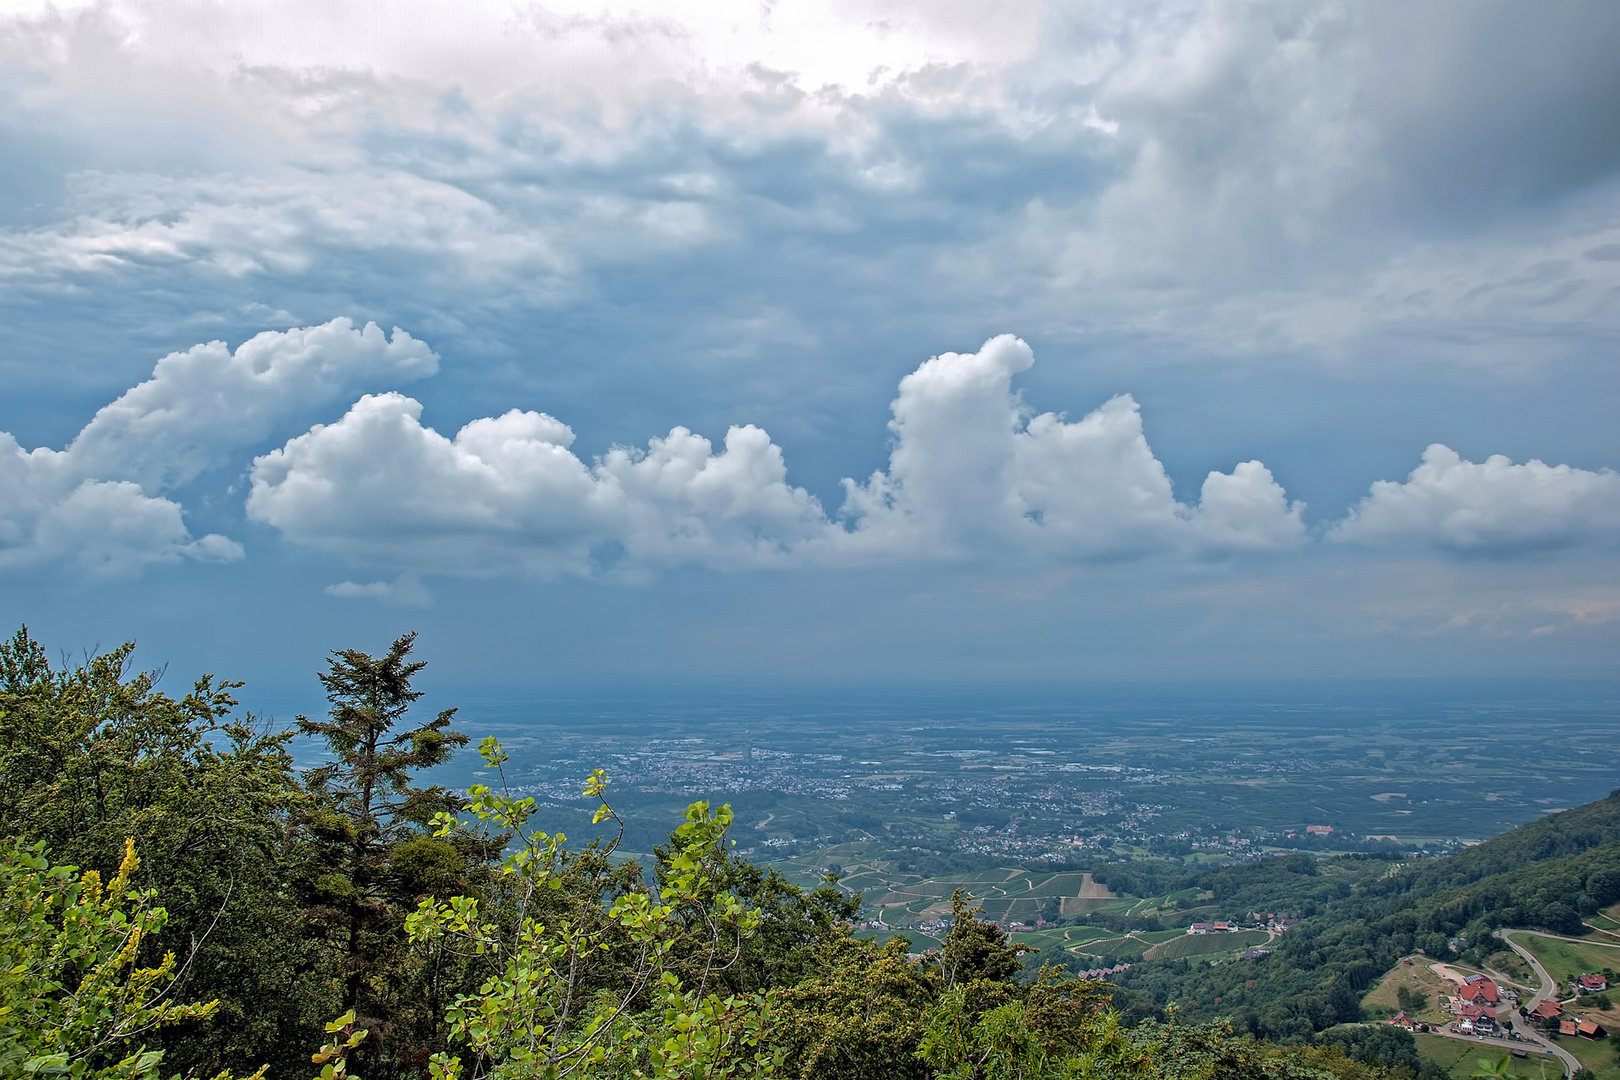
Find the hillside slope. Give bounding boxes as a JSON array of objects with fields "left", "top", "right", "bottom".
[{"left": 1114, "top": 789, "right": 1620, "bottom": 1041}]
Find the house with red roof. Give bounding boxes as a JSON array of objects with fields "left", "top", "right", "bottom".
[
  {"left": 1459, "top": 975, "right": 1499, "bottom": 1004},
  {"left": 1576, "top": 1018, "right": 1607, "bottom": 1039},
  {"left": 1559, "top": 1018, "right": 1579, "bottom": 1037},
  {"left": 1530, "top": 1000, "right": 1563, "bottom": 1022},
  {"left": 1576, "top": 973, "right": 1608, "bottom": 994}
]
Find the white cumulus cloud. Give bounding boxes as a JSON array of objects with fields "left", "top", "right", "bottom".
[
  {"left": 247, "top": 393, "right": 841, "bottom": 578},
  {"left": 247, "top": 333, "right": 1306, "bottom": 576},
  {"left": 1332, "top": 444, "right": 1620, "bottom": 554},
  {"left": 0, "top": 317, "right": 436, "bottom": 575},
  {"left": 840, "top": 335, "right": 1305, "bottom": 559}
]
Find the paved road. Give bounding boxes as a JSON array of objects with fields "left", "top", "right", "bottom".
[
  {"left": 1493, "top": 930, "right": 1582, "bottom": 1077},
  {"left": 1423, "top": 1025, "right": 1571, "bottom": 1078},
  {"left": 1497, "top": 930, "right": 1562, "bottom": 1006},
  {"left": 1515, "top": 929, "right": 1620, "bottom": 951}
]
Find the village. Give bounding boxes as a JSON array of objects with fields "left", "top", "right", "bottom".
[{"left": 1382, "top": 951, "right": 1612, "bottom": 1063}]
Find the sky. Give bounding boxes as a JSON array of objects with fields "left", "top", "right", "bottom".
[{"left": 2, "top": 0, "right": 1619, "bottom": 688}]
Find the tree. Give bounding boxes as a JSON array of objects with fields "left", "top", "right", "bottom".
[
  {"left": 0, "top": 835, "right": 263, "bottom": 1080},
  {"left": 1397, "top": 985, "right": 1430, "bottom": 1014},
  {"left": 296, "top": 631, "right": 475, "bottom": 1073},
  {"left": 408, "top": 738, "right": 775, "bottom": 1080},
  {"left": 0, "top": 627, "right": 318, "bottom": 1078},
  {"left": 939, "top": 891, "right": 1022, "bottom": 989},
  {"left": 649, "top": 837, "right": 861, "bottom": 998},
  {"left": 918, "top": 971, "right": 1130, "bottom": 1080},
  {"left": 768, "top": 934, "right": 941, "bottom": 1079}
]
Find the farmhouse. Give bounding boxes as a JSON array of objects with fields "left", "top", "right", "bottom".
[
  {"left": 1529, "top": 1000, "right": 1563, "bottom": 1021},
  {"left": 1212, "top": 921, "right": 1235, "bottom": 932},
  {"left": 1459, "top": 975, "right": 1499, "bottom": 1004},
  {"left": 1559, "top": 1019, "right": 1579, "bottom": 1037},
  {"left": 1577, "top": 1018, "right": 1607, "bottom": 1039},
  {"left": 1189, "top": 923, "right": 1210, "bottom": 934},
  {"left": 1575, "top": 973, "right": 1608, "bottom": 994},
  {"left": 1305, "top": 825, "right": 1334, "bottom": 836}
]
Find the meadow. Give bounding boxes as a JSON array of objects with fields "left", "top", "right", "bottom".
[{"left": 1517, "top": 934, "right": 1620, "bottom": 986}]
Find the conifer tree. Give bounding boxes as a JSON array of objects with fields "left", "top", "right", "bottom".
[{"left": 296, "top": 631, "right": 470, "bottom": 1066}]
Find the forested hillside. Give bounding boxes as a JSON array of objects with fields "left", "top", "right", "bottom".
[
  {"left": 1113, "top": 789, "right": 1620, "bottom": 1041},
  {"left": 3, "top": 625, "right": 1610, "bottom": 1080}
]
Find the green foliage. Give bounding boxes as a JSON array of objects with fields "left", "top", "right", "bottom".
[
  {"left": 1396, "top": 986, "right": 1429, "bottom": 1014},
  {"left": 1314, "top": 1025, "right": 1433, "bottom": 1079},
  {"left": 0, "top": 836, "right": 263, "bottom": 1080},
  {"left": 407, "top": 739, "right": 774, "bottom": 1080},
  {"left": 0, "top": 626, "right": 322, "bottom": 1078},
  {"left": 917, "top": 972, "right": 1136, "bottom": 1080},
  {"left": 295, "top": 631, "right": 487, "bottom": 1075},
  {"left": 769, "top": 934, "right": 942, "bottom": 1079},
  {"left": 298, "top": 631, "right": 469, "bottom": 841},
  {"left": 311, "top": 1011, "right": 370, "bottom": 1080},
  {"left": 939, "top": 891, "right": 1023, "bottom": 989}
]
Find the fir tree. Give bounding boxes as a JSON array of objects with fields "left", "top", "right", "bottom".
[{"left": 297, "top": 631, "right": 471, "bottom": 1070}]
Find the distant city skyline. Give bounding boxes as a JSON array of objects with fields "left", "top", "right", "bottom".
[{"left": 2, "top": 0, "right": 1618, "bottom": 684}]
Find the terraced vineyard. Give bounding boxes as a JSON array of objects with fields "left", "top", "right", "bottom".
[{"left": 767, "top": 844, "right": 1286, "bottom": 964}]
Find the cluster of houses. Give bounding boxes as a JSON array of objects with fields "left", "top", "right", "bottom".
[
  {"left": 1518, "top": 984, "right": 1610, "bottom": 1040},
  {"left": 1391, "top": 966, "right": 1613, "bottom": 1042},
  {"left": 1186, "top": 913, "right": 1296, "bottom": 935},
  {"left": 1187, "top": 921, "right": 1238, "bottom": 934},
  {"left": 1452, "top": 974, "right": 1504, "bottom": 1034}
]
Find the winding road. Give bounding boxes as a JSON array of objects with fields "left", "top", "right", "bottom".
[{"left": 1490, "top": 930, "right": 1582, "bottom": 1078}]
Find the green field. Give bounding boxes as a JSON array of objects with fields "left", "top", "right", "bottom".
[
  {"left": 1516, "top": 934, "right": 1620, "bottom": 985},
  {"left": 1363, "top": 959, "right": 1457, "bottom": 1024},
  {"left": 1413, "top": 1034, "right": 1566, "bottom": 1080},
  {"left": 1007, "top": 924, "right": 1122, "bottom": 952},
  {"left": 1589, "top": 904, "right": 1620, "bottom": 940},
  {"left": 769, "top": 846, "right": 1224, "bottom": 937},
  {"left": 1559, "top": 1033, "right": 1620, "bottom": 1080},
  {"left": 1145, "top": 929, "right": 1271, "bottom": 961}
]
